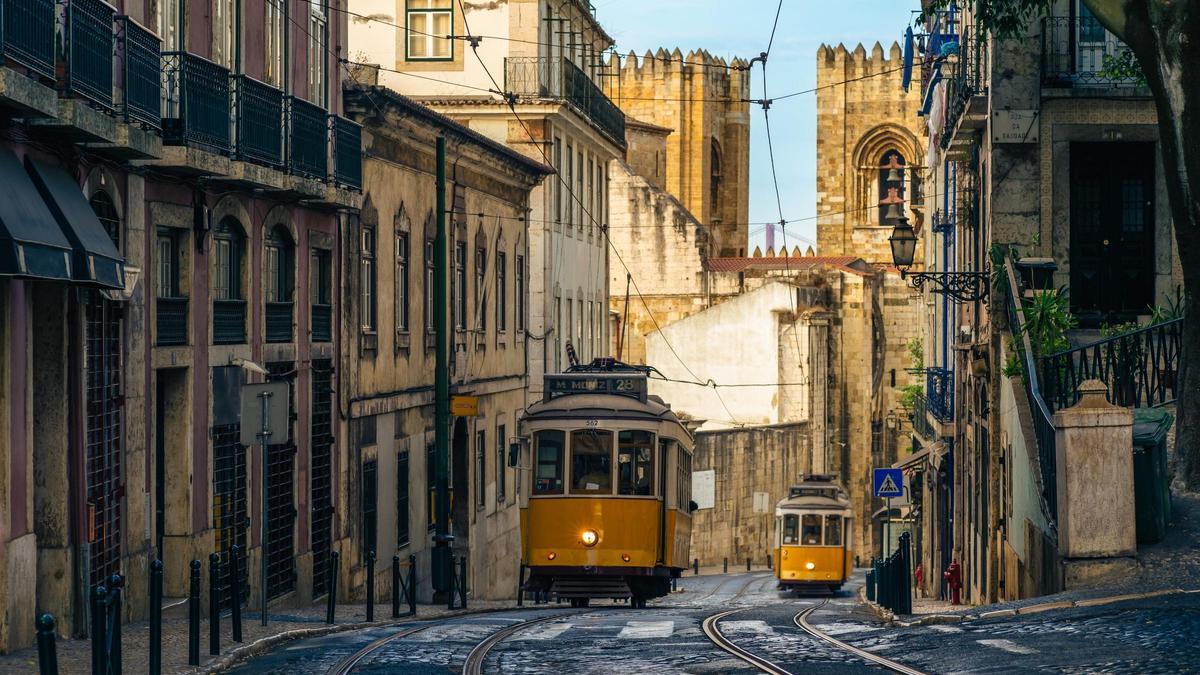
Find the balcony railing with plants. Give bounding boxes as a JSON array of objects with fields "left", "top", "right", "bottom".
[
  {"left": 213, "top": 299, "right": 247, "bottom": 344},
  {"left": 64, "top": 0, "right": 116, "bottom": 109},
  {"left": 311, "top": 303, "right": 332, "bottom": 342},
  {"left": 288, "top": 97, "right": 328, "bottom": 179},
  {"left": 156, "top": 297, "right": 189, "bottom": 346},
  {"left": 939, "top": 27, "right": 986, "bottom": 149},
  {"left": 910, "top": 392, "right": 937, "bottom": 441},
  {"left": 232, "top": 75, "right": 285, "bottom": 167},
  {"left": 332, "top": 116, "right": 363, "bottom": 191},
  {"left": 1042, "top": 16, "right": 1144, "bottom": 88},
  {"left": 116, "top": 16, "right": 161, "bottom": 128},
  {"left": 925, "top": 367, "right": 955, "bottom": 423},
  {"left": 504, "top": 56, "right": 626, "bottom": 147},
  {"left": 265, "top": 301, "right": 294, "bottom": 343},
  {"left": 3, "top": 0, "right": 55, "bottom": 79},
  {"left": 162, "top": 52, "right": 232, "bottom": 154}
]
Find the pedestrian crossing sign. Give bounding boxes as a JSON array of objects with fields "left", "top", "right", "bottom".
[{"left": 874, "top": 468, "right": 904, "bottom": 498}]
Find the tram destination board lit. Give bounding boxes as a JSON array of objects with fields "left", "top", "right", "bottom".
[{"left": 545, "top": 374, "right": 648, "bottom": 402}]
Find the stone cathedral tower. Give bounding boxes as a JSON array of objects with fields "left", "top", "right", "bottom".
[
  {"left": 815, "top": 42, "right": 925, "bottom": 265},
  {"left": 605, "top": 49, "right": 752, "bottom": 257}
]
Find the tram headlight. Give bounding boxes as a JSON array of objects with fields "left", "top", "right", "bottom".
[
  {"left": 621, "top": 553, "right": 631, "bottom": 562},
  {"left": 547, "top": 552, "right": 557, "bottom": 561},
  {"left": 805, "top": 562, "right": 816, "bottom": 571},
  {"left": 581, "top": 529, "right": 599, "bottom": 547}
]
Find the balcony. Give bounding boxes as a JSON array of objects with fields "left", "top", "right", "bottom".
[
  {"left": 156, "top": 297, "right": 188, "bottom": 346},
  {"left": 332, "top": 116, "right": 362, "bottom": 191},
  {"left": 162, "top": 51, "right": 232, "bottom": 155},
  {"left": 116, "top": 16, "right": 161, "bottom": 129},
  {"left": 311, "top": 303, "right": 332, "bottom": 343},
  {"left": 939, "top": 27, "right": 987, "bottom": 152},
  {"left": 504, "top": 57, "right": 626, "bottom": 148},
  {"left": 926, "top": 367, "right": 955, "bottom": 423},
  {"left": 64, "top": 0, "right": 116, "bottom": 110},
  {"left": 3, "top": 0, "right": 55, "bottom": 80},
  {"left": 288, "top": 97, "right": 328, "bottom": 180},
  {"left": 910, "top": 392, "right": 937, "bottom": 442},
  {"left": 213, "top": 299, "right": 247, "bottom": 344},
  {"left": 232, "top": 75, "right": 285, "bottom": 168},
  {"left": 1042, "top": 17, "right": 1144, "bottom": 89},
  {"left": 265, "top": 301, "right": 294, "bottom": 343}
]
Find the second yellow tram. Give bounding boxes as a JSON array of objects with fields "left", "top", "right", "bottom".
[{"left": 774, "top": 475, "right": 854, "bottom": 593}]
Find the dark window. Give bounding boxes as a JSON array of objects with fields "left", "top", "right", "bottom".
[
  {"left": 710, "top": 139, "right": 722, "bottom": 224},
  {"left": 213, "top": 219, "right": 243, "bottom": 300},
  {"left": 397, "top": 450, "right": 410, "bottom": 547},
  {"left": 617, "top": 430, "right": 654, "bottom": 496},
  {"left": 570, "top": 430, "right": 612, "bottom": 495},
  {"left": 454, "top": 242, "right": 466, "bottom": 329},
  {"left": 825, "top": 514, "right": 843, "bottom": 546},
  {"left": 357, "top": 416, "right": 377, "bottom": 446},
  {"left": 533, "top": 430, "right": 564, "bottom": 495},
  {"left": 475, "top": 429, "right": 486, "bottom": 507},
  {"left": 801, "top": 514, "right": 822, "bottom": 545},
  {"left": 878, "top": 149, "right": 906, "bottom": 226},
  {"left": 496, "top": 424, "right": 506, "bottom": 502},
  {"left": 496, "top": 251, "right": 507, "bottom": 332},
  {"left": 156, "top": 229, "right": 180, "bottom": 298},
  {"left": 361, "top": 226, "right": 376, "bottom": 332},
  {"left": 475, "top": 246, "right": 487, "bottom": 332},
  {"left": 426, "top": 442, "right": 436, "bottom": 530},
  {"left": 311, "top": 249, "right": 332, "bottom": 304},
  {"left": 361, "top": 459, "right": 377, "bottom": 561},
  {"left": 425, "top": 239, "right": 435, "bottom": 334},
  {"left": 515, "top": 255, "right": 525, "bottom": 332},
  {"left": 396, "top": 232, "right": 410, "bottom": 332},
  {"left": 264, "top": 227, "right": 293, "bottom": 303},
  {"left": 89, "top": 191, "right": 120, "bottom": 249},
  {"left": 783, "top": 514, "right": 798, "bottom": 545}
]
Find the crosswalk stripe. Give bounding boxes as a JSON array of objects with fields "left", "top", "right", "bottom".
[
  {"left": 617, "top": 620, "right": 675, "bottom": 639},
  {"left": 977, "top": 638, "right": 1038, "bottom": 655},
  {"left": 720, "top": 620, "right": 775, "bottom": 635},
  {"left": 929, "top": 625, "right": 963, "bottom": 633},
  {"left": 512, "top": 622, "right": 573, "bottom": 641}
]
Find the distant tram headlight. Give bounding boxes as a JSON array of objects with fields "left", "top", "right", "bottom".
[
  {"left": 805, "top": 562, "right": 816, "bottom": 570},
  {"left": 581, "top": 529, "right": 599, "bottom": 547}
]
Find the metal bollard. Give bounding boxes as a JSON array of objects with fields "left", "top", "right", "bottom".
[
  {"left": 150, "top": 560, "right": 163, "bottom": 675},
  {"left": 458, "top": 556, "right": 468, "bottom": 610},
  {"left": 746, "top": 557, "right": 751, "bottom": 572},
  {"left": 392, "top": 555, "right": 402, "bottom": 619},
  {"left": 671, "top": 577, "right": 677, "bottom": 592},
  {"left": 92, "top": 585, "right": 108, "bottom": 675},
  {"left": 188, "top": 560, "right": 201, "bottom": 666},
  {"left": 366, "top": 551, "right": 376, "bottom": 622},
  {"left": 408, "top": 555, "right": 417, "bottom": 615},
  {"left": 36, "top": 614, "right": 57, "bottom": 675},
  {"left": 230, "top": 545, "right": 243, "bottom": 643},
  {"left": 326, "top": 551, "right": 340, "bottom": 624},
  {"left": 208, "top": 553, "right": 221, "bottom": 655},
  {"left": 693, "top": 558, "right": 699, "bottom": 575},
  {"left": 723, "top": 557, "right": 728, "bottom": 574},
  {"left": 108, "top": 574, "right": 124, "bottom": 675},
  {"left": 517, "top": 563, "right": 525, "bottom": 607},
  {"left": 767, "top": 554, "right": 773, "bottom": 570},
  {"left": 447, "top": 556, "right": 457, "bottom": 610}
]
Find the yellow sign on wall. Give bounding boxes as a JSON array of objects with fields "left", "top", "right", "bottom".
[{"left": 451, "top": 395, "right": 479, "bottom": 417}]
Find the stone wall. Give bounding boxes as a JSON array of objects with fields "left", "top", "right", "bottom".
[{"left": 689, "top": 424, "right": 812, "bottom": 566}]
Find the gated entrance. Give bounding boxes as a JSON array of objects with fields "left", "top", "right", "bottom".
[
  {"left": 85, "top": 292, "right": 123, "bottom": 589},
  {"left": 265, "top": 362, "right": 297, "bottom": 600},
  {"left": 213, "top": 366, "right": 249, "bottom": 610},
  {"left": 311, "top": 359, "right": 334, "bottom": 598}
]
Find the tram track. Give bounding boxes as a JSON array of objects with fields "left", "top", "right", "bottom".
[
  {"left": 701, "top": 609, "right": 793, "bottom": 675},
  {"left": 794, "top": 599, "right": 927, "bottom": 675}
]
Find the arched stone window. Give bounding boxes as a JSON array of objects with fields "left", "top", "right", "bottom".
[
  {"left": 89, "top": 191, "right": 120, "bottom": 249},
  {"left": 213, "top": 217, "right": 247, "bottom": 343},
  {"left": 710, "top": 138, "right": 723, "bottom": 224},
  {"left": 878, "top": 149, "right": 906, "bottom": 226}
]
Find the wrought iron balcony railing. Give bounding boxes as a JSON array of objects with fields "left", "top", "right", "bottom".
[
  {"left": 926, "top": 367, "right": 955, "bottom": 423},
  {"left": 505, "top": 57, "right": 626, "bottom": 147},
  {"left": 156, "top": 297, "right": 188, "bottom": 346},
  {"left": 232, "top": 74, "right": 285, "bottom": 167},
  {"left": 288, "top": 97, "right": 328, "bottom": 179},
  {"left": 64, "top": 0, "right": 116, "bottom": 109},
  {"left": 2, "top": 0, "right": 55, "bottom": 79},
  {"left": 265, "top": 301, "right": 294, "bottom": 343},
  {"left": 162, "top": 51, "right": 232, "bottom": 154},
  {"left": 116, "top": 16, "right": 161, "bottom": 128},
  {"left": 1042, "top": 17, "right": 1143, "bottom": 88},
  {"left": 213, "top": 299, "right": 247, "bottom": 344},
  {"left": 332, "top": 116, "right": 363, "bottom": 191},
  {"left": 910, "top": 392, "right": 937, "bottom": 441},
  {"left": 311, "top": 303, "right": 332, "bottom": 342},
  {"left": 939, "top": 27, "right": 986, "bottom": 149}
]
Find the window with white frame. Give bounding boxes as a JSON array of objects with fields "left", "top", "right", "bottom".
[
  {"left": 360, "top": 226, "right": 376, "bottom": 333},
  {"left": 475, "top": 244, "right": 487, "bottom": 333},
  {"left": 308, "top": 0, "right": 328, "bottom": 105},
  {"left": 496, "top": 423, "right": 507, "bottom": 502},
  {"left": 576, "top": 151, "right": 585, "bottom": 228},
  {"left": 265, "top": 0, "right": 284, "bottom": 87},
  {"left": 553, "top": 137, "right": 563, "bottom": 224},
  {"left": 396, "top": 232, "right": 410, "bottom": 333},
  {"left": 157, "top": 0, "right": 182, "bottom": 52},
  {"left": 213, "top": 0, "right": 237, "bottom": 69},
  {"left": 565, "top": 144, "right": 573, "bottom": 226},
  {"left": 407, "top": 0, "right": 453, "bottom": 60}
]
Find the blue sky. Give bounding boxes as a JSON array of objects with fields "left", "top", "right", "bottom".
[{"left": 593, "top": 0, "right": 914, "bottom": 254}]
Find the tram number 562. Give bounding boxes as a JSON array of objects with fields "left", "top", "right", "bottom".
[{"left": 585, "top": 419, "right": 599, "bottom": 427}]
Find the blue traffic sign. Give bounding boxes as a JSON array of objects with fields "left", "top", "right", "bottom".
[{"left": 873, "top": 468, "right": 904, "bottom": 498}]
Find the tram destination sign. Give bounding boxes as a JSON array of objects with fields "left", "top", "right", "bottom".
[{"left": 545, "top": 373, "right": 648, "bottom": 402}]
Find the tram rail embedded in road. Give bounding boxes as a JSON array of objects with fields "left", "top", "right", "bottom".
[
  {"left": 701, "top": 608, "right": 793, "bottom": 675},
  {"left": 794, "top": 599, "right": 927, "bottom": 675}
]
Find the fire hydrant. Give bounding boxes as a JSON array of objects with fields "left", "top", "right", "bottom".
[{"left": 943, "top": 559, "right": 963, "bottom": 605}]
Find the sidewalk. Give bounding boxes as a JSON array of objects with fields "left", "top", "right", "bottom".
[{"left": 0, "top": 598, "right": 513, "bottom": 675}]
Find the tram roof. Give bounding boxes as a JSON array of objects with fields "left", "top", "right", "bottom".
[{"left": 523, "top": 391, "right": 684, "bottom": 425}]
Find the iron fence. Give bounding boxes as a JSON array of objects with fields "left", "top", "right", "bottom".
[
  {"left": 265, "top": 301, "right": 294, "bottom": 343},
  {"left": 212, "top": 424, "right": 249, "bottom": 611},
  {"left": 213, "top": 299, "right": 246, "bottom": 344},
  {"left": 310, "top": 360, "right": 334, "bottom": 599},
  {"left": 1040, "top": 318, "right": 1183, "bottom": 413},
  {"left": 162, "top": 51, "right": 231, "bottom": 154},
  {"left": 116, "top": 16, "right": 161, "bottom": 128},
  {"left": 65, "top": 0, "right": 116, "bottom": 110},
  {"left": 1042, "top": 17, "right": 1143, "bottom": 88},
  {"left": 505, "top": 56, "right": 625, "bottom": 147},
  {"left": 265, "top": 363, "right": 297, "bottom": 601},
  {"left": 2, "top": 0, "right": 55, "bottom": 79},
  {"left": 926, "top": 367, "right": 955, "bottom": 423},
  {"left": 156, "top": 297, "right": 188, "bottom": 346},
  {"left": 288, "top": 97, "right": 328, "bottom": 179},
  {"left": 232, "top": 74, "right": 285, "bottom": 167},
  {"left": 939, "top": 27, "right": 986, "bottom": 149},
  {"left": 332, "top": 116, "right": 363, "bottom": 190}
]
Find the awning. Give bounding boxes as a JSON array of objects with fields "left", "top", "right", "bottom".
[
  {"left": 893, "top": 442, "right": 946, "bottom": 470},
  {"left": 26, "top": 157, "right": 124, "bottom": 289},
  {"left": 0, "top": 150, "right": 73, "bottom": 282}
]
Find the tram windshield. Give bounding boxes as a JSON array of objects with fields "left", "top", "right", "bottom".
[
  {"left": 618, "top": 431, "right": 654, "bottom": 496},
  {"left": 801, "top": 514, "right": 822, "bottom": 545},
  {"left": 782, "top": 514, "right": 799, "bottom": 544},
  {"left": 570, "top": 430, "right": 613, "bottom": 494},
  {"left": 824, "top": 515, "right": 843, "bottom": 546},
  {"left": 533, "top": 430, "right": 565, "bottom": 495}
]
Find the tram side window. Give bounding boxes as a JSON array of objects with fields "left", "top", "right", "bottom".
[
  {"left": 824, "top": 515, "right": 843, "bottom": 546},
  {"left": 570, "top": 430, "right": 613, "bottom": 494},
  {"left": 677, "top": 448, "right": 692, "bottom": 509},
  {"left": 617, "top": 430, "right": 654, "bottom": 496},
  {"left": 783, "top": 514, "right": 799, "bottom": 545},
  {"left": 801, "top": 514, "right": 822, "bottom": 545},
  {"left": 533, "top": 430, "right": 565, "bottom": 495}
]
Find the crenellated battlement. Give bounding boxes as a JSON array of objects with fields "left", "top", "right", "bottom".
[
  {"left": 607, "top": 47, "right": 752, "bottom": 98},
  {"left": 816, "top": 41, "right": 905, "bottom": 79}
]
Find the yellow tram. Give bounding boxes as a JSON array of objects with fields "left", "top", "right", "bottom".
[
  {"left": 518, "top": 361, "right": 694, "bottom": 608},
  {"left": 774, "top": 475, "right": 854, "bottom": 593}
]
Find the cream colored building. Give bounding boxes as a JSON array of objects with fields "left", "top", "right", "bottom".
[{"left": 349, "top": 0, "right": 622, "bottom": 396}]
